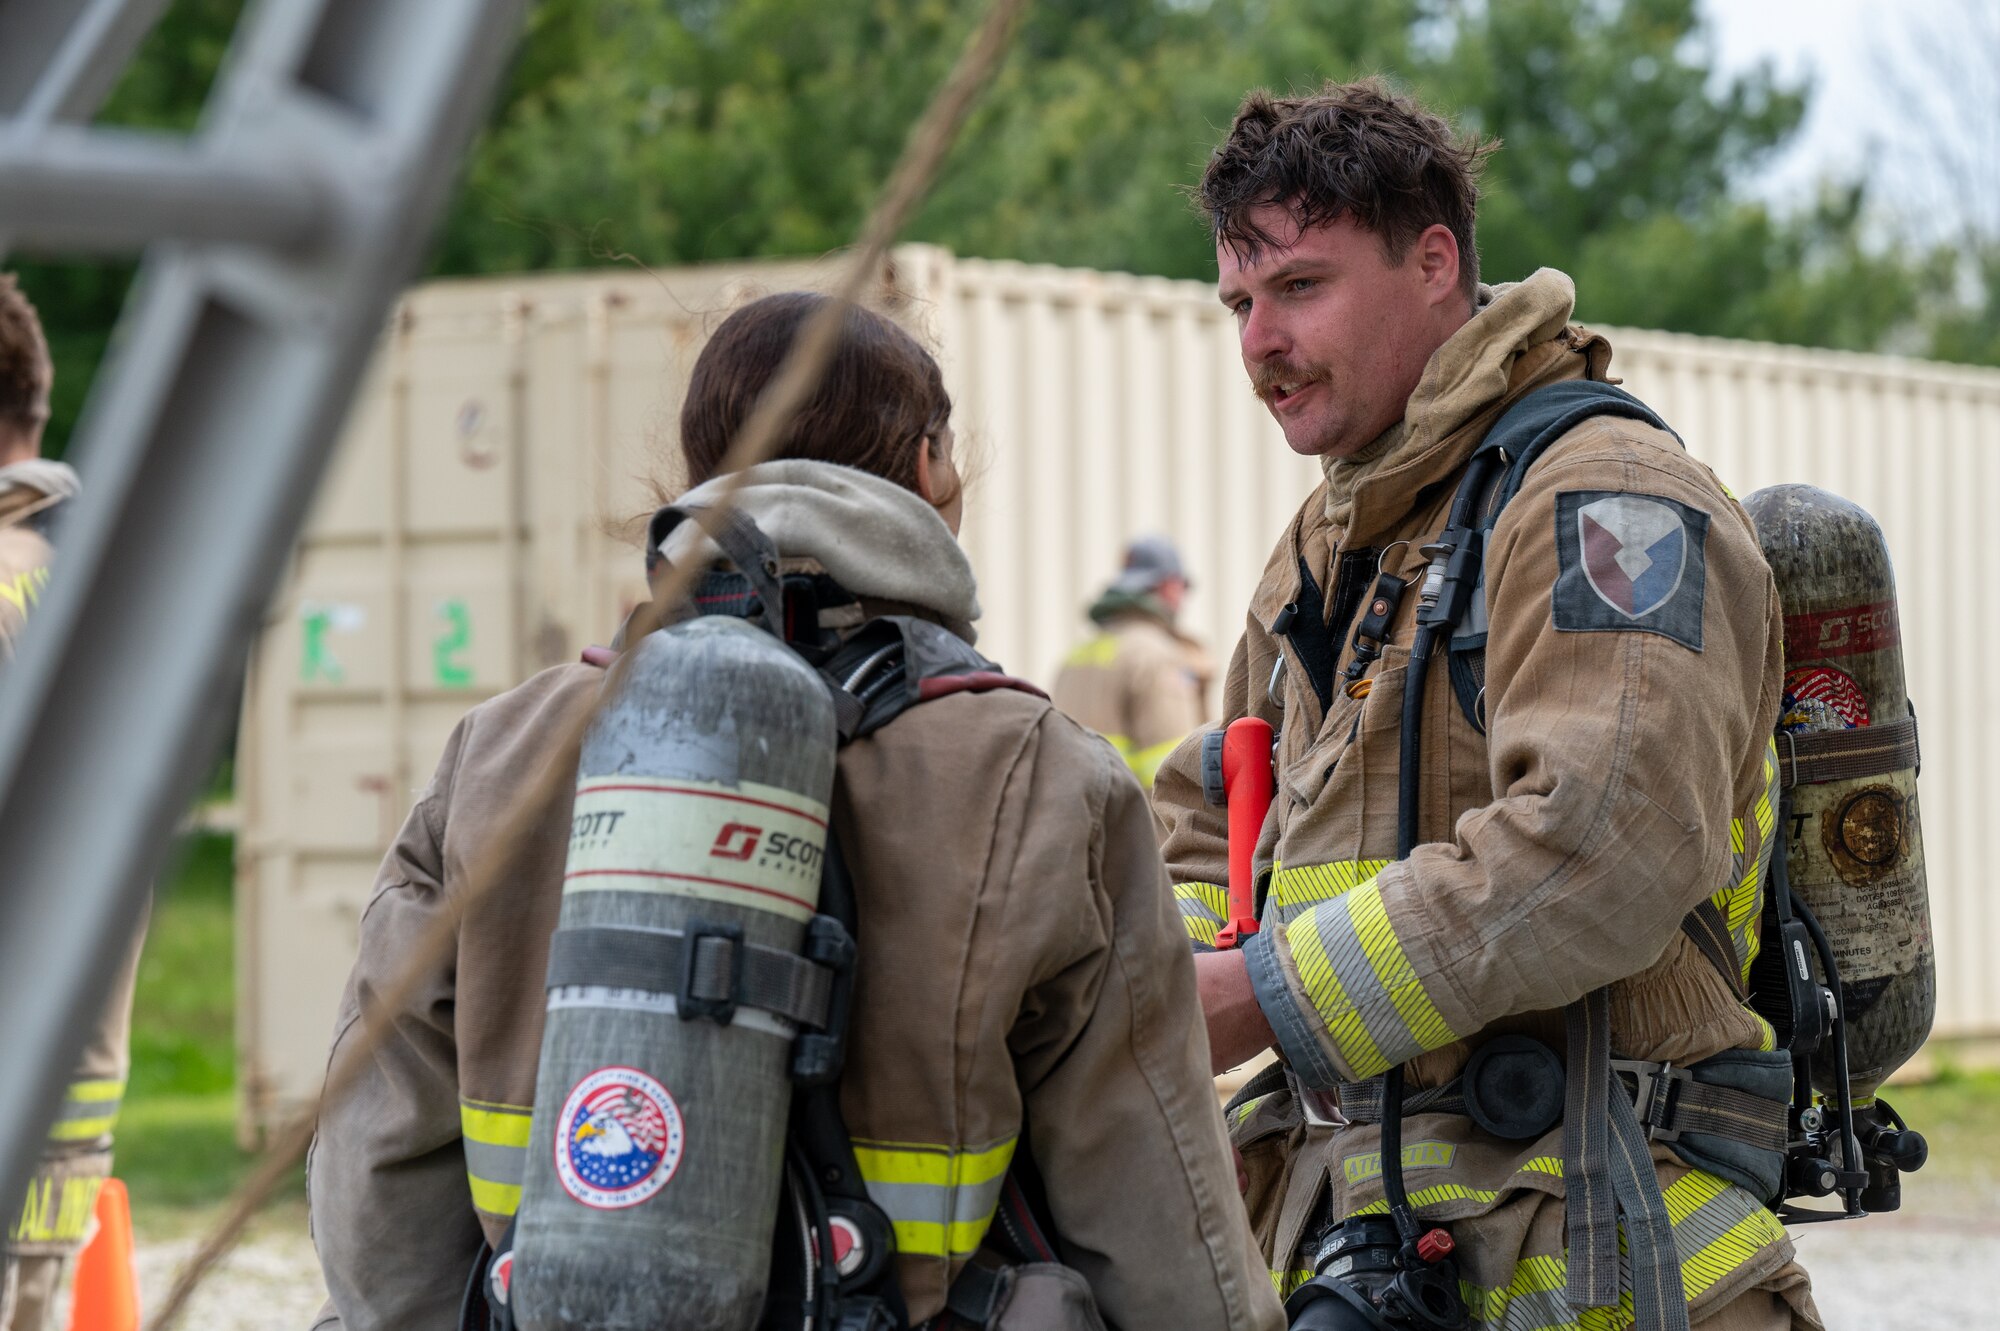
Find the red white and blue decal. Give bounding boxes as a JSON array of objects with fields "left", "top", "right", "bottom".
[
  {"left": 1554, "top": 490, "right": 1709, "bottom": 650},
  {"left": 554, "top": 1066, "right": 685, "bottom": 1209}
]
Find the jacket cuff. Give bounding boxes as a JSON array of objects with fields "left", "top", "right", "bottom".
[
  {"left": 1279, "top": 876, "right": 1460, "bottom": 1080},
  {"left": 1244, "top": 927, "right": 1341, "bottom": 1090},
  {"left": 1171, "top": 880, "right": 1227, "bottom": 953}
]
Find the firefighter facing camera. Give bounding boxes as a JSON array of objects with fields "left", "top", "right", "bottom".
[
  {"left": 1158, "top": 78, "right": 1935, "bottom": 1331},
  {"left": 305, "top": 293, "right": 1285, "bottom": 1331}
]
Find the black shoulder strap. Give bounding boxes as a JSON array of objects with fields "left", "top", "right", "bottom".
[{"left": 1445, "top": 380, "right": 1679, "bottom": 733}]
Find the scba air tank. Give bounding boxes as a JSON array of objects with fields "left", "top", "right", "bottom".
[
  {"left": 511, "top": 616, "right": 837, "bottom": 1331},
  {"left": 1746, "top": 485, "right": 1934, "bottom": 1105}
]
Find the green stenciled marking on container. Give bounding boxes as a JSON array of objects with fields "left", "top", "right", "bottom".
[
  {"left": 435, "top": 598, "right": 474, "bottom": 687},
  {"left": 301, "top": 606, "right": 344, "bottom": 684}
]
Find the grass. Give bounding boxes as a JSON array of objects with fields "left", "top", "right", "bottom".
[
  {"left": 1873, "top": 1063, "right": 2000, "bottom": 1219},
  {"left": 120, "top": 830, "right": 304, "bottom": 1239}
]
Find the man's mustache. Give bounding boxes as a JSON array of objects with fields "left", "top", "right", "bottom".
[{"left": 1249, "top": 360, "right": 1326, "bottom": 402}]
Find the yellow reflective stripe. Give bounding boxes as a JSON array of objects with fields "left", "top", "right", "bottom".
[
  {"left": 467, "top": 1176, "right": 522, "bottom": 1217},
  {"left": 1286, "top": 905, "right": 1388, "bottom": 1077},
  {"left": 1272, "top": 1267, "right": 1316, "bottom": 1298},
  {"left": 1063, "top": 635, "right": 1118, "bottom": 669},
  {"left": 1434, "top": 1171, "right": 1784, "bottom": 1329},
  {"left": 1711, "top": 738, "right": 1780, "bottom": 989},
  {"left": 47, "top": 1078, "right": 126, "bottom": 1142},
  {"left": 1347, "top": 1157, "right": 1564, "bottom": 1217},
  {"left": 1752, "top": 1013, "right": 1778, "bottom": 1052},
  {"left": 1269, "top": 859, "right": 1390, "bottom": 915},
  {"left": 461, "top": 1100, "right": 534, "bottom": 1148},
  {"left": 461, "top": 1099, "right": 533, "bottom": 1217},
  {"left": 1286, "top": 874, "right": 1458, "bottom": 1079},
  {"left": 853, "top": 1136, "right": 1017, "bottom": 1260},
  {"left": 1348, "top": 884, "right": 1456, "bottom": 1054},
  {"left": 1174, "top": 880, "right": 1227, "bottom": 948},
  {"left": 47, "top": 1116, "right": 119, "bottom": 1143},
  {"left": 850, "top": 1136, "right": 1015, "bottom": 1188},
  {"left": 1126, "top": 735, "right": 1181, "bottom": 786}
]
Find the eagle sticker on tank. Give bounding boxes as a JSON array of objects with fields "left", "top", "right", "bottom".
[
  {"left": 554, "top": 1066, "right": 685, "bottom": 1209},
  {"left": 1553, "top": 490, "right": 1710, "bottom": 650}
]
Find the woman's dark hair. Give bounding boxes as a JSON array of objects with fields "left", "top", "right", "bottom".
[{"left": 679, "top": 291, "right": 952, "bottom": 492}]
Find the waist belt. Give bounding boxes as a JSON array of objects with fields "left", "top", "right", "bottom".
[
  {"left": 1255, "top": 997, "right": 1793, "bottom": 1331},
  {"left": 1334, "top": 1053, "right": 1787, "bottom": 1153}
]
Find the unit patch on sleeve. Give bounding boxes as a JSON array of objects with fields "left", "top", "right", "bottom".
[{"left": 1553, "top": 490, "right": 1709, "bottom": 650}]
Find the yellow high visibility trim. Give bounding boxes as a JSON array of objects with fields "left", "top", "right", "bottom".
[
  {"left": 1752, "top": 1014, "right": 1779, "bottom": 1052},
  {"left": 47, "top": 1116, "right": 119, "bottom": 1143},
  {"left": 1346, "top": 1157, "right": 1564, "bottom": 1217},
  {"left": 1063, "top": 635, "right": 1119, "bottom": 669},
  {"left": 467, "top": 1176, "right": 522, "bottom": 1217},
  {"left": 854, "top": 1136, "right": 1017, "bottom": 1260},
  {"left": 1349, "top": 884, "right": 1456, "bottom": 1055},
  {"left": 66, "top": 1079, "right": 125, "bottom": 1103},
  {"left": 1286, "top": 908, "right": 1388, "bottom": 1078},
  {"left": 461, "top": 1100, "right": 534, "bottom": 1148},
  {"left": 1174, "top": 880, "right": 1228, "bottom": 949},
  {"left": 888, "top": 1218, "right": 997, "bottom": 1260},
  {"left": 1271, "top": 1267, "right": 1316, "bottom": 1299},
  {"left": 1125, "top": 735, "right": 1181, "bottom": 787},
  {"left": 850, "top": 1136, "right": 1015, "bottom": 1189},
  {"left": 1270, "top": 859, "right": 1390, "bottom": 914},
  {"left": 1363, "top": 1170, "right": 1786, "bottom": 1329}
]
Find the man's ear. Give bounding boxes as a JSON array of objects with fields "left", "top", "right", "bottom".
[{"left": 1415, "top": 223, "right": 1461, "bottom": 305}]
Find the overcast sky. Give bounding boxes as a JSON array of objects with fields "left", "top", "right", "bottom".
[{"left": 1700, "top": 0, "right": 1879, "bottom": 203}]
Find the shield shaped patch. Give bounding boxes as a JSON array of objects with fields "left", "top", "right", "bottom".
[{"left": 1553, "top": 490, "right": 1709, "bottom": 650}]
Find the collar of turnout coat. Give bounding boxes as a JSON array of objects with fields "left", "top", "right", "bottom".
[
  {"left": 1323, "top": 268, "right": 1614, "bottom": 551},
  {"left": 651, "top": 459, "right": 982, "bottom": 642}
]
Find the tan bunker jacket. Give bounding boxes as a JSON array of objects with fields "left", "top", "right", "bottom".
[
  {"left": 0, "top": 462, "right": 147, "bottom": 1331},
  {"left": 1051, "top": 604, "right": 1210, "bottom": 786},
  {"left": 1154, "top": 273, "right": 1819, "bottom": 1326},
  {"left": 308, "top": 462, "right": 1282, "bottom": 1331}
]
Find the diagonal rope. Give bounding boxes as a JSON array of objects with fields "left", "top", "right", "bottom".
[{"left": 145, "top": 2, "right": 1029, "bottom": 1325}]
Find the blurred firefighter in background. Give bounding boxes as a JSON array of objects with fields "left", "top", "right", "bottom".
[
  {"left": 1050, "top": 536, "right": 1213, "bottom": 786},
  {"left": 0, "top": 274, "right": 147, "bottom": 1331}
]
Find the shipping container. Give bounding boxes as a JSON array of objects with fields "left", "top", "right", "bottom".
[{"left": 234, "top": 246, "right": 2000, "bottom": 1138}]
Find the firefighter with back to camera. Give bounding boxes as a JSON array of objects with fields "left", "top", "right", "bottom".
[
  {"left": 305, "top": 293, "right": 1285, "bottom": 1331},
  {"left": 1154, "top": 80, "right": 1828, "bottom": 1329},
  {"left": 1051, "top": 535, "right": 1214, "bottom": 787},
  {"left": 0, "top": 274, "right": 148, "bottom": 1331}
]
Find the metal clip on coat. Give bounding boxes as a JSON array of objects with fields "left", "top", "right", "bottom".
[{"left": 1214, "top": 717, "right": 1274, "bottom": 949}]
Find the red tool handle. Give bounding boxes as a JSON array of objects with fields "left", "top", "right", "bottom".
[{"left": 1214, "top": 716, "right": 1274, "bottom": 949}]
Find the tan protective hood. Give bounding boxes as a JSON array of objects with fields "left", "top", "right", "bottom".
[
  {"left": 655, "top": 459, "right": 981, "bottom": 640},
  {"left": 1326, "top": 269, "right": 1610, "bottom": 548}
]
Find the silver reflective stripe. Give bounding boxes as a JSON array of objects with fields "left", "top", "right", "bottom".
[
  {"left": 1304, "top": 892, "right": 1427, "bottom": 1070},
  {"left": 546, "top": 984, "right": 796, "bottom": 1039},
  {"left": 461, "top": 1137, "right": 524, "bottom": 1190}
]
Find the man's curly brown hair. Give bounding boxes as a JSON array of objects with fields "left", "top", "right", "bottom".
[
  {"left": 1196, "top": 78, "right": 1496, "bottom": 301},
  {"left": 0, "top": 274, "right": 52, "bottom": 432}
]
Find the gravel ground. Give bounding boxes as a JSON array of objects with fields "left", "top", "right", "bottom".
[
  {"left": 135, "top": 1226, "right": 327, "bottom": 1331},
  {"left": 115, "top": 1211, "right": 1997, "bottom": 1330}
]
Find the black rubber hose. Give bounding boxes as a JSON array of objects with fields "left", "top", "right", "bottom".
[{"left": 1793, "top": 895, "right": 1866, "bottom": 1215}]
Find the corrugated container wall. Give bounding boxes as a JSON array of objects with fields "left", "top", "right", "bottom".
[{"left": 234, "top": 246, "right": 2000, "bottom": 1138}]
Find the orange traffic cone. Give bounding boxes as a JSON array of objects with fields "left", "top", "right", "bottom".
[{"left": 67, "top": 1178, "right": 139, "bottom": 1331}]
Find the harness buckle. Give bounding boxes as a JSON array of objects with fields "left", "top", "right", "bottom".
[
  {"left": 678, "top": 920, "right": 746, "bottom": 1025},
  {"left": 1611, "top": 1058, "right": 1693, "bottom": 1142}
]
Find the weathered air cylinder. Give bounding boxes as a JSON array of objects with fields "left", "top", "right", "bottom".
[
  {"left": 1745, "top": 484, "right": 1934, "bottom": 1106},
  {"left": 511, "top": 616, "right": 837, "bottom": 1331}
]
